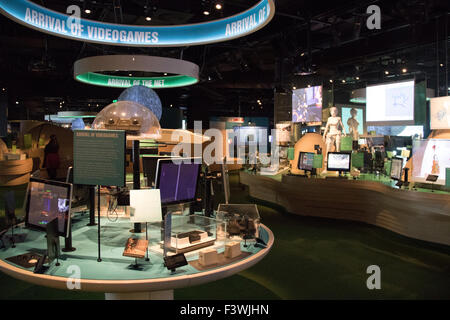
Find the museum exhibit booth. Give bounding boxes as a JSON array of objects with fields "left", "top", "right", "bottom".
[
  {"left": 242, "top": 81, "right": 450, "bottom": 247},
  {"left": 0, "top": 87, "right": 274, "bottom": 300}
]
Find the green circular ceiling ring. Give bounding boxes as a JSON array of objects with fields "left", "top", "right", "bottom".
[{"left": 74, "top": 55, "right": 199, "bottom": 89}]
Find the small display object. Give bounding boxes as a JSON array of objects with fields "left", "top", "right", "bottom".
[
  {"left": 216, "top": 204, "right": 260, "bottom": 241},
  {"left": 25, "top": 178, "right": 72, "bottom": 238},
  {"left": 326, "top": 152, "right": 351, "bottom": 172},
  {"left": 148, "top": 215, "right": 224, "bottom": 255},
  {"left": 297, "top": 152, "right": 314, "bottom": 171},
  {"left": 430, "top": 96, "right": 450, "bottom": 130},
  {"left": 129, "top": 189, "right": 162, "bottom": 223},
  {"left": 390, "top": 158, "right": 403, "bottom": 181},
  {"left": 224, "top": 242, "right": 242, "bottom": 259},
  {"left": 164, "top": 253, "right": 188, "bottom": 272},
  {"left": 292, "top": 85, "right": 323, "bottom": 123},
  {"left": 155, "top": 158, "right": 202, "bottom": 205},
  {"left": 198, "top": 248, "right": 219, "bottom": 267},
  {"left": 123, "top": 238, "right": 149, "bottom": 259}
]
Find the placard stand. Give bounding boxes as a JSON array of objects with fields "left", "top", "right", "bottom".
[
  {"left": 87, "top": 186, "right": 97, "bottom": 226},
  {"left": 97, "top": 185, "right": 102, "bottom": 262},
  {"left": 426, "top": 174, "right": 439, "bottom": 193},
  {"left": 131, "top": 140, "right": 142, "bottom": 233}
]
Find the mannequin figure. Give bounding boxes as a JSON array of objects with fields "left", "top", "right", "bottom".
[
  {"left": 323, "top": 107, "right": 345, "bottom": 161},
  {"left": 347, "top": 108, "right": 360, "bottom": 141}
]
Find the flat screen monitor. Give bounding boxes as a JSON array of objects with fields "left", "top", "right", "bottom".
[
  {"left": 430, "top": 96, "right": 450, "bottom": 129},
  {"left": 155, "top": 158, "right": 202, "bottom": 205},
  {"left": 292, "top": 85, "right": 323, "bottom": 123},
  {"left": 142, "top": 155, "right": 180, "bottom": 188},
  {"left": 327, "top": 152, "right": 351, "bottom": 172},
  {"left": 25, "top": 178, "right": 72, "bottom": 238},
  {"left": 298, "top": 152, "right": 314, "bottom": 171},
  {"left": 366, "top": 80, "right": 415, "bottom": 126},
  {"left": 390, "top": 158, "right": 403, "bottom": 181}
]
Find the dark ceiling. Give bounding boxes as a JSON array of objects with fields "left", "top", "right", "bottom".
[{"left": 0, "top": 0, "right": 449, "bottom": 125}]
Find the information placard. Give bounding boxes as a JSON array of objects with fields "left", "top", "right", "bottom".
[
  {"left": 340, "top": 136, "right": 353, "bottom": 152},
  {"left": 313, "top": 154, "right": 323, "bottom": 169},
  {"left": 73, "top": 130, "right": 125, "bottom": 187}
]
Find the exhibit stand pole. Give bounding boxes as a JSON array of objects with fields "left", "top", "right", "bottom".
[
  {"left": 87, "top": 186, "right": 97, "bottom": 226},
  {"left": 97, "top": 185, "right": 102, "bottom": 262},
  {"left": 62, "top": 222, "right": 76, "bottom": 252},
  {"left": 145, "top": 222, "right": 149, "bottom": 262},
  {"left": 132, "top": 140, "right": 142, "bottom": 233}
]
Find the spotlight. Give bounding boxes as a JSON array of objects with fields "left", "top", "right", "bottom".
[
  {"left": 307, "top": 84, "right": 311, "bottom": 87},
  {"left": 15, "top": 101, "right": 19, "bottom": 104},
  {"left": 146, "top": 16, "right": 152, "bottom": 21},
  {"left": 402, "top": 68, "right": 407, "bottom": 73},
  {"left": 440, "top": 63, "right": 444, "bottom": 67},
  {"left": 164, "top": 73, "right": 168, "bottom": 76},
  {"left": 1, "top": 88, "right": 5, "bottom": 91},
  {"left": 293, "top": 86, "right": 296, "bottom": 90},
  {"left": 384, "top": 70, "right": 389, "bottom": 75},
  {"left": 329, "top": 80, "right": 333, "bottom": 83},
  {"left": 129, "top": 73, "right": 132, "bottom": 76},
  {"left": 215, "top": 3, "right": 222, "bottom": 10},
  {"left": 342, "top": 80, "right": 346, "bottom": 83},
  {"left": 85, "top": 9, "right": 91, "bottom": 14},
  {"left": 355, "top": 77, "right": 360, "bottom": 80},
  {"left": 203, "top": 11, "right": 210, "bottom": 15}
]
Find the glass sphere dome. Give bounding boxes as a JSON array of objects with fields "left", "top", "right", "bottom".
[{"left": 92, "top": 101, "right": 161, "bottom": 140}]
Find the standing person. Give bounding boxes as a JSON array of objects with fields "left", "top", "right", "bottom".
[{"left": 43, "top": 134, "right": 60, "bottom": 180}]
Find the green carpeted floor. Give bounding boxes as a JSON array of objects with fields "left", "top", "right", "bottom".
[{"left": 0, "top": 174, "right": 449, "bottom": 300}]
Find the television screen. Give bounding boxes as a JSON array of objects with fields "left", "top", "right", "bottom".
[
  {"left": 155, "top": 158, "right": 201, "bottom": 205},
  {"left": 327, "top": 152, "right": 351, "bottom": 172},
  {"left": 342, "top": 107, "right": 364, "bottom": 135},
  {"left": 292, "top": 86, "right": 322, "bottom": 123},
  {"left": 25, "top": 178, "right": 72, "bottom": 237},
  {"left": 430, "top": 96, "right": 450, "bottom": 129},
  {"left": 366, "top": 80, "right": 415, "bottom": 125},
  {"left": 298, "top": 152, "right": 314, "bottom": 171},
  {"left": 412, "top": 139, "right": 450, "bottom": 185},
  {"left": 390, "top": 158, "right": 403, "bottom": 180}
]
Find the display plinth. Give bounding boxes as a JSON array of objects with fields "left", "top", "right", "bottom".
[{"left": 105, "top": 290, "right": 173, "bottom": 300}]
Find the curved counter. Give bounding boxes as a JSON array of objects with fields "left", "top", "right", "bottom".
[
  {"left": 240, "top": 171, "right": 450, "bottom": 246},
  {"left": 0, "top": 217, "right": 273, "bottom": 300}
]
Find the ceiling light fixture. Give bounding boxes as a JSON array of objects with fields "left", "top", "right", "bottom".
[
  {"left": 215, "top": 4, "right": 222, "bottom": 10},
  {"left": 355, "top": 77, "right": 360, "bottom": 80},
  {"left": 146, "top": 16, "right": 152, "bottom": 21},
  {"left": 384, "top": 70, "right": 389, "bottom": 75},
  {"left": 85, "top": 9, "right": 91, "bottom": 14},
  {"left": 402, "top": 68, "right": 407, "bottom": 73},
  {"left": 203, "top": 11, "right": 210, "bottom": 15},
  {"left": 293, "top": 86, "right": 296, "bottom": 90}
]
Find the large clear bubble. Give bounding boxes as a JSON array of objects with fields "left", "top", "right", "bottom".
[
  {"left": 92, "top": 101, "right": 161, "bottom": 140},
  {"left": 118, "top": 85, "right": 162, "bottom": 121}
]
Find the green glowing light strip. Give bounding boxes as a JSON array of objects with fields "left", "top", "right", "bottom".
[{"left": 76, "top": 72, "right": 198, "bottom": 89}]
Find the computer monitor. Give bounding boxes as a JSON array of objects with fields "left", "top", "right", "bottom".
[
  {"left": 327, "top": 152, "right": 351, "bottom": 172},
  {"left": 25, "top": 178, "right": 72, "bottom": 238},
  {"left": 155, "top": 158, "right": 202, "bottom": 205},
  {"left": 390, "top": 158, "right": 403, "bottom": 181},
  {"left": 142, "top": 155, "right": 180, "bottom": 188},
  {"left": 298, "top": 152, "right": 314, "bottom": 171}
]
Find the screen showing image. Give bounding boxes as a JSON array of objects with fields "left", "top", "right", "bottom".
[
  {"left": 26, "top": 179, "right": 71, "bottom": 236},
  {"left": 327, "top": 153, "right": 351, "bottom": 171},
  {"left": 390, "top": 158, "right": 403, "bottom": 180},
  {"left": 430, "top": 96, "right": 450, "bottom": 129},
  {"left": 342, "top": 107, "right": 364, "bottom": 135},
  {"left": 298, "top": 152, "right": 314, "bottom": 171},
  {"left": 156, "top": 160, "right": 201, "bottom": 204},
  {"left": 292, "top": 86, "right": 322, "bottom": 123},
  {"left": 366, "top": 80, "right": 415, "bottom": 125},
  {"left": 412, "top": 139, "right": 450, "bottom": 185}
]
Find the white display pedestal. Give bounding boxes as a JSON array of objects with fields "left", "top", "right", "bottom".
[{"left": 105, "top": 289, "right": 174, "bottom": 300}]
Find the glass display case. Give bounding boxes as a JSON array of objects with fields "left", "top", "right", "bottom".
[
  {"left": 216, "top": 204, "right": 261, "bottom": 242},
  {"left": 147, "top": 215, "right": 226, "bottom": 255}
]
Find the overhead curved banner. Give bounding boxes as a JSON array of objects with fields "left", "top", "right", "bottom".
[
  {"left": 74, "top": 55, "right": 199, "bottom": 89},
  {"left": 0, "top": 0, "right": 275, "bottom": 47}
]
